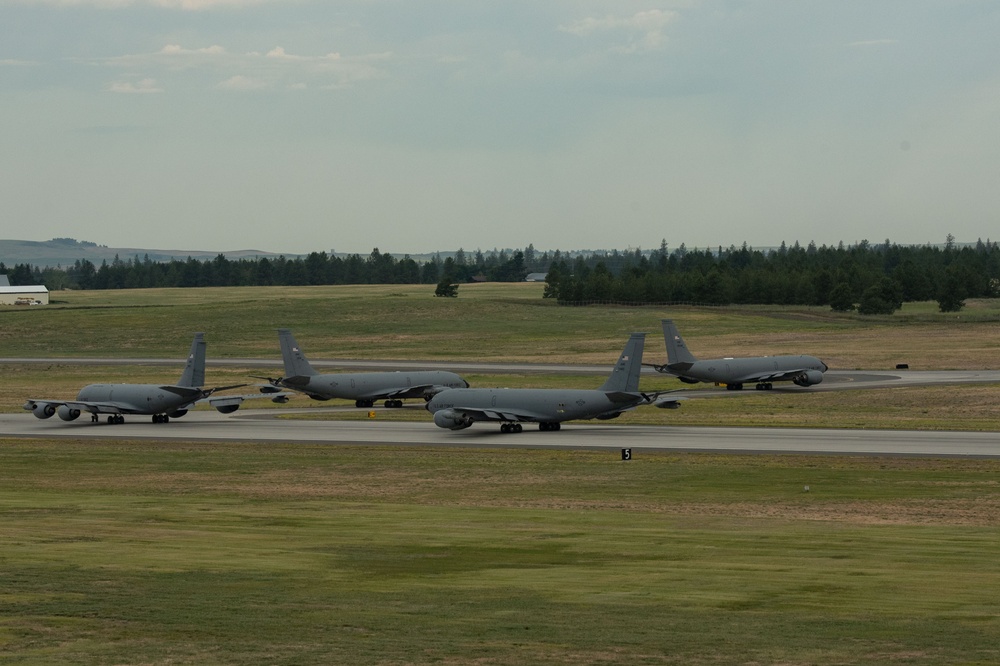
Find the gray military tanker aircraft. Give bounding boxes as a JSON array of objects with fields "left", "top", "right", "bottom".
[
  {"left": 24, "top": 333, "right": 252, "bottom": 424},
  {"left": 256, "top": 329, "right": 469, "bottom": 408},
  {"left": 650, "top": 319, "right": 827, "bottom": 390},
  {"left": 426, "top": 332, "right": 683, "bottom": 433}
]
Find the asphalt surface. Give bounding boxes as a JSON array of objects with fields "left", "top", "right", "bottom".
[{"left": 2, "top": 408, "right": 999, "bottom": 457}]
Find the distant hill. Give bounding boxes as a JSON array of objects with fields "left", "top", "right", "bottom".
[
  {"left": 1, "top": 237, "right": 643, "bottom": 269},
  {"left": 0, "top": 238, "right": 287, "bottom": 268}
]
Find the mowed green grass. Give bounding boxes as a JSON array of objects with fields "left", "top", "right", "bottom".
[
  {"left": 3, "top": 284, "right": 1000, "bottom": 369},
  {"left": 2, "top": 440, "right": 1000, "bottom": 665}
]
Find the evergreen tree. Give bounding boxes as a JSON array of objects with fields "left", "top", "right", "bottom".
[
  {"left": 828, "top": 283, "right": 855, "bottom": 312},
  {"left": 857, "top": 278, "right": 903, "bottom": 315},
  {"left": 937, "top": 271, "right": 966, "bottom": 312},
  {"left": 434, "top": 277, "right": 458, "bottom": 297}
]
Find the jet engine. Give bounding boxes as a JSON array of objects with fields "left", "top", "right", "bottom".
[
  {"left": 31, "top": 402, "right": 56, "bottom": 419},
  {"left": 57, "top": 405, "right": 81, "bottom": 421},
  {"left": 433, "top": 409, "right": 473, "bottom": 430},
  {"left": 211, "top": 397, "right": 243, "bottom": 414},
  {"left": 793, "top": 370, "right": 824, "bottom": 387}
]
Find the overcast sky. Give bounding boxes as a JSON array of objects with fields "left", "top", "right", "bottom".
[{"left": 2, "top": 1, "right": 998, "bottom": 256}]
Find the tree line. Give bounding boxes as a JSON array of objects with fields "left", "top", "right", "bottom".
[
  {"left": 543, "top": 238, "right": 1000, "bottom": 313},
  {"left": 0, "top": 246, "right": 545, "bottom": 291},
  {"left": 4, "top": 237, "right": 999, "bottom": 313}
]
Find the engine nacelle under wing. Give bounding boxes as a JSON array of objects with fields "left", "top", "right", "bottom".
[
  {"left": 433, "top": 409, "right": 473, "bottom": 430},
  {"left": 793, "top": 369, "right": 824, "bottom": 387},
  {"left": 211, "top": 397, "right": 243, "bottom": 414},
  {"left": 31, "top": 402, "right": 57, "bottom": 419},
  {"left": 57, "top": 405, "right": 81, "bottom": 421}
]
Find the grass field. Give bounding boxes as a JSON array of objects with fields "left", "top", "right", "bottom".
[
  {"left": 2, "top": 284, "right": 1000, "bottom": 369},
  {"left": 3, "top": 283, "right": 1000, "bottom": 428},
  {"left": 3, "top": 285, "right": 1000, "bottom": 663},
  {"left": 2, "top": 440, "right": 1000, "bottom": 665}
]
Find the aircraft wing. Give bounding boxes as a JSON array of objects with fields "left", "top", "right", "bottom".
[
  {"left": 24, "top": 399, "right": 145, "bottom": 416},
  {"left": 198, "top": 391, "right": 296, "bottom": 413},
  {"left": 357, "top": 384, "right": 446, "bottom": 401},
  {"left": 449, "top": 406, "right": 548, "bottom": 424},
  {"left": 731, "top": 369, "right": 811, "bottom": 384}
]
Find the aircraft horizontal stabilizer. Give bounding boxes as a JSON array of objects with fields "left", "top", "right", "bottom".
[{"left": 603, "top": 391, "right": 643, "bottom": 404}]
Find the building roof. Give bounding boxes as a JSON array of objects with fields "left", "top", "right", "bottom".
[{"left": 0, "top": 285, "right": 49, "bottom": 294}]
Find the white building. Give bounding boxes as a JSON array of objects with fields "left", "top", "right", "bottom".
[{"left": 0, "top": 284, "right": 49, "bottom": 305}]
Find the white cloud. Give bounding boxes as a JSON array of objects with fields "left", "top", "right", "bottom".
[
  {"left": 94, "top": 43, "right": 388, "bottom": 89},
  {"left": 1, "top": 0, "right": 285, "bottom": 9},
  {"left": 559, "top": 9, "right": 678, "bottom": 52},
  {"left": 107, "top": 77, "right": 163, "bottom": 93},
  {"left": 217, "top": 74, "right": 267, "bottom": 90},
  {"left": 161, "top": 44, "right": 226, "bottom": 56}
]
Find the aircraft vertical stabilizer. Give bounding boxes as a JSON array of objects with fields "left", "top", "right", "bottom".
[
  {"left": 177, "top": 333, "right": 206, "bottom": 387},
  {"left": 598, "top": 333, "right": 645, "bottom": 393},
  {"left": 278, "top": 328, "right": 318, "bottom": 377},
  {"left": 662, "top": 320, "right": 698, "bottom": 365}
]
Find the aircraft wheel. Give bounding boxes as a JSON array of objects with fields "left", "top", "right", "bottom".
[
  {"left": 766, "top": 383, "right": 773, "bottom": 390},
  {"left": 554, "top": 422, "right": 561, "bottom": 431},
  {"left": 539, "top": 423, "right": 549, "bottom": 432},
  {"left": 152, "top": 415, "right": 159, "bottom": 423},
  {"left": 513, "top": 423, "right": 522, "bottom": 433},
  {"left": 107, "top": 416, "right": 115, "bottom": 424},
  {"left": 500, "top": 423, "right": 511, "bottom": 433},
  {"left": 163, "top": 415, "right": 170, "bottom": 423}
]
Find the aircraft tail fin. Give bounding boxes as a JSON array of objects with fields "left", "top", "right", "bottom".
[
  {"left": 662, "top": 319, "right": 698, "bottom": 365},
  {"left": 177, "top": 332, "right": 206, "bottom": 387},
  {"left": 278, "top": 328, "right": 318, "bottom": 377},
  {"left": 598, "top": 333, "right": 645, "bottom": 393}
]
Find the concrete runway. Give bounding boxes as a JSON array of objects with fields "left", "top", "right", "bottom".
[
  {"left": 3, "top": 407, "right": 999, "bottom": 458},
  {"left": 4, "top": 358, "right": 999, "bottom": 457}
]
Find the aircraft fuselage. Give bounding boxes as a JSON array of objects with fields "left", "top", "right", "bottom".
[
  {"left": 427, "top": 387, "right": 637, "bottom": 424},
  {"left": 76, "top": 383, "right": 199, "bottom": 414},
  {"left": 667, "top": 354, "right": 827, "bottom": 386},
  {"left": 287, "top": 371, "right": 468, "bottom": 401}
]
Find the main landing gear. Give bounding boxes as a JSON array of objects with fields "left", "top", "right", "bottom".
[
  {"left": 105, "top": 414, "right": 125, "bottom": 424},
  {"left": 355, "top": 399, "right": 404, "bottom": 408},
  {"left": 754, "top": 382, "right": 774, "bottom": 390},
  {"left": 498, "top": 422, "right": 562, "bottom": 433},
  {"left": 151, "top": 414, "right": 171, "bottom": 423}
]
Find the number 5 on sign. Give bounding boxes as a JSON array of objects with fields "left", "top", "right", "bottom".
[{"left": 621, "top": 448, "right": 632, "bottom": 461}]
